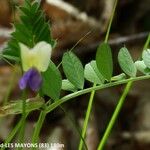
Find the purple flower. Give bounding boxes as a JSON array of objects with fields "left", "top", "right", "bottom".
[{"left": 19, "top": 68, "right": 42, "bottom": 91}]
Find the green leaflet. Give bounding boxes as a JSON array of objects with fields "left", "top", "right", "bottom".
[
  {"left": 62, "top": 79, "right": 77, "bottom": 92},
  {"left": 3, "top": 39, "right": 20, "bottom": 60},
  {"left": 2, "top": 55, "right": 20, "bottom": 62},
  {"left": 118, "top": 47, "right": 137, "bottom": 77},
  {"left": 3, "top": 0, "right": 55, "bottom": 61},
  {"left": 41, "top": 61, "right": 62, "bottom": 100},
  {"left": 96, "top": 42, "right": 113, "bottom": 81},
  {"left": 142, "top": 49, "right": 150, "bottom": 69},
  {"left": 84, "top": 60, "right": 105, "bottom": 84},
  {"left": 135, "top": 60, "right": 150, "bottom": 75},
  {"left": 62, "top": 51, "right": 84, "bottom": 89}
]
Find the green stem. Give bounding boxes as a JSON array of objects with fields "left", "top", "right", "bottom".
[
  {"left": 78, "top": 0, "right": 118, "bottom": 148},
  {"left": 97, "top": 33, "right": 150, "bottom": 150},
  {"left": 1, "top": 113, "right": 29, "bottom": 150},
  {"left": 31, "top": 30, "right": 93, "bottom": 146},
  {"left": 78, "top": 84, "right": 96, "bottom": 150},
  {"left": 104, "top": 0, "right": 118, "bottom": 43},
  {"left": 31, "top": 109, "right": 47, "bottom": 150},
  {"left": 46, "top": 75, "right": 150, "bottom": 114},
  {"left": 143, "top": 33, "right": 150, "bottom": 50},
  {"left": 97, "top": 81, "right": 132, "bottom": 150},
  {"left": 0, "top": 75, "right": 148, "bottom": 150},
  {"left": 1, "top": 75, "right": 147, "bottom": 149},
  {"left": 17, "top": 90, "right": 27, "bottom": 150}
]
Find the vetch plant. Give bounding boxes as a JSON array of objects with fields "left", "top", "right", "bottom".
[{"left": 0, "top": 0, "right": 149, "bottom": 150}]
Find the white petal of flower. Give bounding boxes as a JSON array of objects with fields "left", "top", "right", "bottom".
[
  {"left": 20, "top": 41, "right": 52, "bottom": 72},
  {"left": 20, "top": 43, "right": 32, "bottom": 71}
]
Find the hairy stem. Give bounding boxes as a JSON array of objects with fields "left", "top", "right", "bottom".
[
  {"left": 143, "top": 33, "right": 150, "bottom": 50},
  {"left": 97, "top": 33, "right": 150, "bottom": 149},
  {"left": 46, "top": 75, "right": 150, "bottom": 114},
  {"left": 1, "top": 113, "right": 29, "bottom": 150},
  {"left": 78, "top": 0, "right": 118, "bottom": 149},
  {"left": 104, "top": 0, "right": 118, "bottom": 43},
  {"left": 31, "top": 109, "right": 46, "bottom": 150},
  {"left": 17, "top": 90, "right": 27, "bottom": 150},
  {"left": 97, "top": 81, "right": 132, "bottom": 150},
  {"left": 78, "top": 84, "right": 96, "bottom": 150}
]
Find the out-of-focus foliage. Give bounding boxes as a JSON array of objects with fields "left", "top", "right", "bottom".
[{"left": 3, "top": 0, "right": 55, "bottom": 61}]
